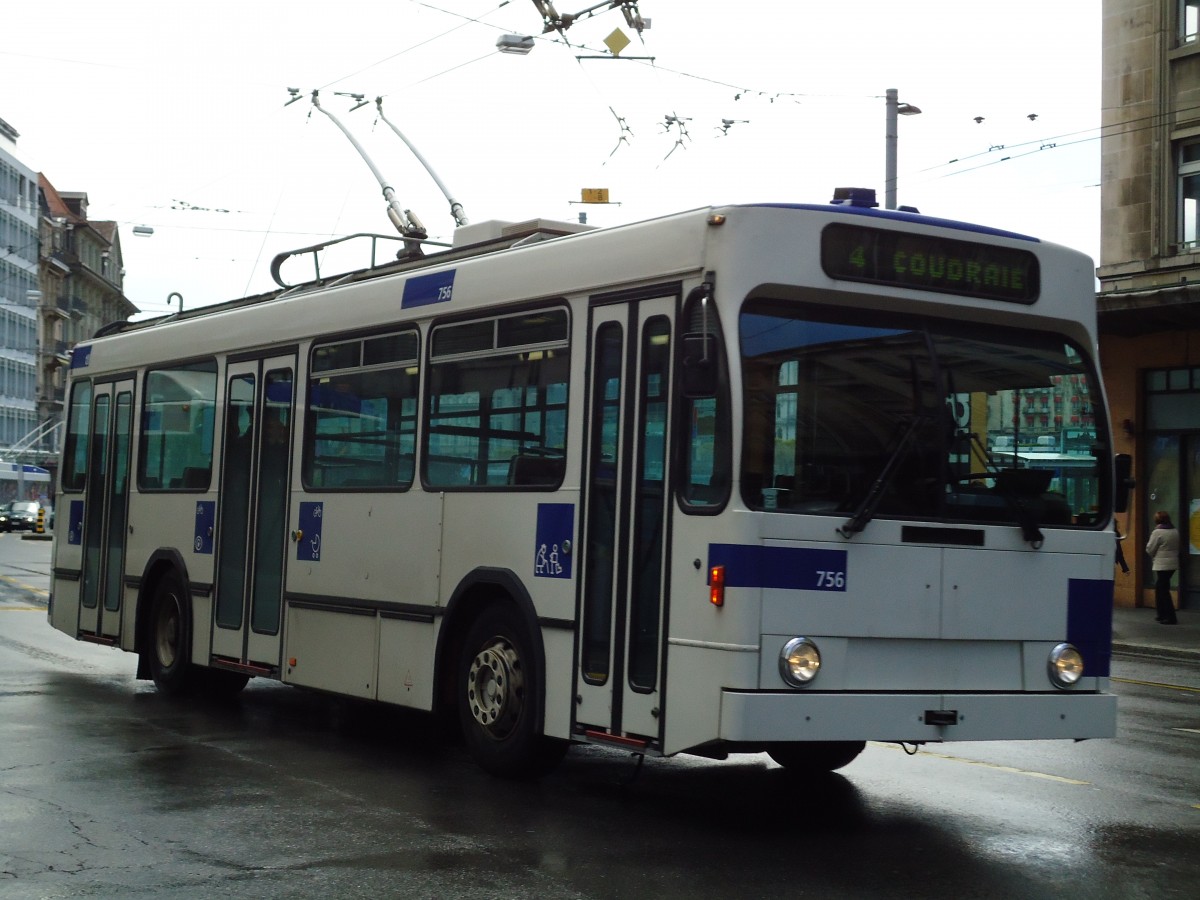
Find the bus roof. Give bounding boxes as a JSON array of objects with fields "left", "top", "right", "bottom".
[{"left": 73, "top": 198, "right": 1096, "bottom": 374}]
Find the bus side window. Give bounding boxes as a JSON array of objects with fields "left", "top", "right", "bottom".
[
  {"left": 61, "top": 380, "right": 93, "bottom": 492},
  {"left": 425, "top": 308, "right": 570, "bottom": 490},
  {"left": 304, "top": 329, "right": 419, "bottom": 491},
  {"left": 137, "top": 361, "right": 217, "bottom": 492}
]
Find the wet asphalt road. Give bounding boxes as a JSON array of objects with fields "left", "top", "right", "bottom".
[{"left": 1, "top": 534, "right": 1198, "bottom": 899}]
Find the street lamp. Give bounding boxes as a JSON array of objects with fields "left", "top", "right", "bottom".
[{"left": 884, "top": 88, "right": 922, "bottom": 211}]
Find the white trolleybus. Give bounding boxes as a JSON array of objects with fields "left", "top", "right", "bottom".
[{"left": 49, "top": 188, "right": 1125, "bottom": 777}]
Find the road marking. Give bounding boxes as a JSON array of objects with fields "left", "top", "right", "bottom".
[
  {"left": 0, "top": 575, "right": 48, "bottom": 596},
  {"left": 1113, "top": 676, "right": 1200, "bottom": 694},
  {"left": 875, "top": 743, "right": 1090, "bottom": 784},
  {"left": 0, "top": 607, "right": 44, "bottom": 612},
  {"left": 1174, "top": 728, "right": 1200, "bottom": 735}
]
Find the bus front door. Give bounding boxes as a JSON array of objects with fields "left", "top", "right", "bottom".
[
  {"left": 577, "top": 296, "right": 674, "bottom": 745},
  {"left": 78, "top": 379, "right": 134, "bottom": 641},
  {"left": 210, "top": 356, "right": 295, "bottom": 672}
]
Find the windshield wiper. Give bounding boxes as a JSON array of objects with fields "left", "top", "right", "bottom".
[
  {"left": 838, "top": 414, "right": 928, "bottom": 539},
  {"left": 959, "top": 431, "right": 1045, "bottom": 548}
]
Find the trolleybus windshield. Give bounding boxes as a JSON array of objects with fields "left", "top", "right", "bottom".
[{"left": 739, "top": 300, "right": 1105, "bottom": 527}]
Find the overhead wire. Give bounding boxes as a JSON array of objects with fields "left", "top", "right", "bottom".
[
  {"left": 321, "top": 0, "right": 516, "bottom": 90},
  {"left": 99, "top": 3, "right": 1127, "bottom": 296}
]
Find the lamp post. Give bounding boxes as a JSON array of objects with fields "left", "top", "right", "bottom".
[{"left": 884, "top": 88, "right": 922, "bottom": 210}]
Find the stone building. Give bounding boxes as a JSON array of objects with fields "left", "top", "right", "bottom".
[
  {"left": 36, "top": 176, "right": 139, "bottom": 480},
  {"left": 1098, "top": 0, "right": 1200, "bottom": 611}
]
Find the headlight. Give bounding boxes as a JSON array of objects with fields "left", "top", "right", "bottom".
[
  {"left": 1048, "top": 643, "right": 1084, "bottom": 688},
  {"left": 779, "top": 637, "right": 821, "bottom": 687}
]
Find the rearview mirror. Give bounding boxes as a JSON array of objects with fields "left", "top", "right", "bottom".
[{"left": 1114, "top": 453, "right": 1134, "bottom": 514}]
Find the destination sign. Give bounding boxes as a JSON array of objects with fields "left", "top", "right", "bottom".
[{"left": 821, "top": 223, "right": 1040, "bottom": 304}]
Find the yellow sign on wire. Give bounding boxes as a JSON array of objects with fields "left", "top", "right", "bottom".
[{"left": 604, "top": 28, "right": 631, "bottom": 57}]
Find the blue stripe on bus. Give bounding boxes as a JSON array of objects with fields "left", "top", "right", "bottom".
[
  {"left": 707, "top": 543, "right": 848, "bottom": 592},
  {"left": 401, "top": 269, "right": 456, "bottom": 308},
  {"left": 1067, "top": 578, "right": 1113, "bottom": 678}
]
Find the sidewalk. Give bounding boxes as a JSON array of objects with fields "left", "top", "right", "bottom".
[{"left": 1112, "top": 605, "right": 1200, "bottom": 663}]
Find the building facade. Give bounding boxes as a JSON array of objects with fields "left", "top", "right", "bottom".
[
  {"left": 37, "top": 177, "right": 138, "bottom": 476},
  {"left": 0, "top": 113, "right": 138, "bottom": 500},
  {"left": 0, "top": 117, "right": 40, "bottom": 478},
  {"left": 1098, "top": 0, "right": 1200, "bottom": 610}
]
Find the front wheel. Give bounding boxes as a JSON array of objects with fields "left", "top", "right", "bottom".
[
  {"left": 146, "top": 572, "right": 196, "bottom": 696},
  {"left": 458, "top": 605, "right": 567, "bottom": 778},
  {"left": 767, "top": 741, "right": 865, "bottom": 773}
]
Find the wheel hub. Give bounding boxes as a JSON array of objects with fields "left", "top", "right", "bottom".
[{"left": 466, "top": 638, "right": 525, "bottom": 737}]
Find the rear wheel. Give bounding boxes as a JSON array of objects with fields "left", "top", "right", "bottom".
[
  {"left": 146, "top": 572, "right": 196, "bottom": 696},
  {"left": 767, "top": 741, "right": 865, "bottom": 773},
  {"left": 458, "top": 605, "right": 566, "bottom": 778}
]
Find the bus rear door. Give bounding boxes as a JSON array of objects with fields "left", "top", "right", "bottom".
[
  {"left": 78, "top": 378, "right": 134, "bottom": 642},
  {"left": 577, "top": 295, "right": 674, "bottom": 745},
  {"left": 211, "top": 355, "right": 295, "bottom": 672}
]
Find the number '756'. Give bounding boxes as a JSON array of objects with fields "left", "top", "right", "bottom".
[{"left": 816, "top": 570, "right": 846, "bottom": 589}]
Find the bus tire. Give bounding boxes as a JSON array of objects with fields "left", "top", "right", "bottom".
[
  {"left": 458, "top": 605, "right": 566, "bottom": 779},
  {"left": 146, "top": 572, "right": 196, "bottom": 697},
  {"left": 767, "top": 740, "right": 865, "bottom": 773}
]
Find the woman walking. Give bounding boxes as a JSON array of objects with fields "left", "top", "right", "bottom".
[{"left": 1145, "top": 510, "right": 1180, "bottom": 625}]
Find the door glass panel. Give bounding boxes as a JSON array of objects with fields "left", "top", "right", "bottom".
[
  {"left": 80, "top": 395, "right": 110, "bottom": 611},
  {"left": 1145, "top": 435, "right": 1181, "bottom": 589},
  {"left": 582, "top": 322, "right": 623, "bottom": 683},
  {"left": 216, "top": 374, "right": 255, "bottom": 629},
  {"left": 251, "top": 369, "right": 293, "bottom": 634},
  {"left": 629, "top": 317, "right": 670, "bottom": 690},
  {"left": 104, "top": 393, "right": 132, "bottom": 612},
  {"left": 62, "top": 382, "right": 92, "bottom": 492}
]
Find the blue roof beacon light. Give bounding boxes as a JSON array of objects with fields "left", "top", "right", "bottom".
[{"left": 830, "top": 187, "right": 879, "bottom": 208}]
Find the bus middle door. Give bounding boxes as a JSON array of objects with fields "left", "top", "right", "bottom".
[
  {"left": 78, "top": 378, "right": 134, "bottom": 641},
  {"left": 210, "top": 355, "right": 295, "bottom": 672},
  {"left": 577, "top": 295, "right": 674, "bottom": 746}
]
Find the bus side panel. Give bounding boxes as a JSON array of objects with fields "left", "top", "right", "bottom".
[
  {"left": 49, "top": 573, "right": 80, "bottom": 636},
  {"left": 657, "top": 512, "right": 766, "bottom": 754},
  {"left": 662, "top": 644, "right": 760, "bottom": 756},
  {"left": 377, "top": 617, "right": 435, "bottom": 710},
  {"left": 287, "top": 491, "right": 442, "bottom": 607},
  {"left": 284, "top": 606, "right": 378, "bottom": 699},
  {"left": 542, "top": 627, "right": 575, "bottom": 741},
  {"left": 189, "top": 594, "right": 213, "bottom": 661},
  {"left": 49, "top": 499, "right": 83, "bottom": 637}
]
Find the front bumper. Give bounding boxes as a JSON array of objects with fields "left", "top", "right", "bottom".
[{"left": 720, "top": 690, "right": 1117, "bottom": 742}]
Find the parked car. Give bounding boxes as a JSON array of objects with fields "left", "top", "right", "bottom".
[{"left": 0, "top": 501, "right": 43, "bottom": 532}]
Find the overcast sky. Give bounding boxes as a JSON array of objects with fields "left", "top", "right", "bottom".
[{"left": 1, "top": 0, "right": 1101, "bottom": 318}]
